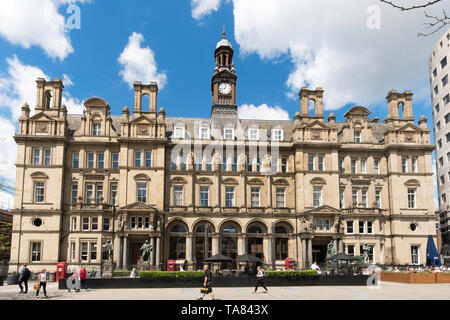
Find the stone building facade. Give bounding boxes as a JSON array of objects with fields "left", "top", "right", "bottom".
[{"left": 9, "top": 33, "right": 436, "bottom": 273}]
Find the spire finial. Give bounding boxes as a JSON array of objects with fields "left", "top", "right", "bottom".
[{"left": 222, "top": 25, "right": 226, "bottom": 39}]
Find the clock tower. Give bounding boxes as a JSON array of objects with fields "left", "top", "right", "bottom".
[{"left": 211, "top": 28, "right": 237, "bottom": 115}]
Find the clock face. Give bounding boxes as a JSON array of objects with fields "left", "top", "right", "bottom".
[{"left": 219, "top": 83, "right": 232, "bottom": 95}]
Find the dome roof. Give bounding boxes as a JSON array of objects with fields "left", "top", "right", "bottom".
[{"left": 216, "top": 38, "right": 232, "bottom": 49}]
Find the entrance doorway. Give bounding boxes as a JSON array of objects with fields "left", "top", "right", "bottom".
[
  {"left": 131, "top": 242, "right": 143, "bottom": 269},
  {"left": 312, "top": 245, "right": 327, "bottom": 267}
]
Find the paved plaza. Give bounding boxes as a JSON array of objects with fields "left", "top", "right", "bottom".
[{"left": 1, "top": 281, "right": 450, "bottom": 300}]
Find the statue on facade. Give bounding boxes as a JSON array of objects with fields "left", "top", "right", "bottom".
[
  {"left": 362, "top": 243, "right": 371, "bottom": 264},
  {"left": 140, "top": 240, "right": 153, "bottom": 262},
  {"left": 334, "top": 218, "right": 343, "bottom": 233},
  {"left": 102, "top": 240, "right": 114, "bottom": 261},
  {"left": 262, "top": 154, "right": 272, "bottom": 173},
  {"left": 327, "top": 240, "right": 337, "bottom": 258},
  {"left": 118, "top": 214, "right": 124, "bottom": 231}
]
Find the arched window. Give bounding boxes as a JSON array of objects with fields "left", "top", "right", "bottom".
[
  {"left": 45, "top": 90, "right": 52, "bottom": 110},
  {"left": 275, "top": 226, "right": 288, "bottom": 234},
  {"left": 274, "top": 223, "right": 291, "bottom": 260},
  {"left": 142, "top": 94, "right": 150, "bottom": 111},
  {"left": 248, "top": 225, "right": 263, "bottom": 234},
  {"left": 168, "top": 222, "right": 188, "bottom": 261},
  {"left": 221, "top": 223, "right": 238, "bottom": 234},
  {"left": 247, "top": 223, "right": 265, "bottom": 261},
  {"left": 194, "top": 221, "right": 214, "bottom": 270},
  {"left": 220, "top": 222, "right": 239, "bottom": 269}
]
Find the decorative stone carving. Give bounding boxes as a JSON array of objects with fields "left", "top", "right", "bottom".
[
  {"left": 138, "top": 125, "right": 148, "bottom": 135},
  {"left": 37, "top": 122, "right": 48, "bottom": 133}
]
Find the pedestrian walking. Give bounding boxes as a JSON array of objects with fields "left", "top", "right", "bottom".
[
  {"left": 253, "top": 266, "right": 268, "bottom": 293},
  {"left": 35, "top": 269, "right": 48, "bottom": 298},
  {"left": 68, "top": 268, "right": 80, "bottom": 292},
  {"left": 79, "top": 266, "right": 88, "bottom": 291},
  {"left": 198, "top": 264, "right": 215, "bottom": 300},
  {"left": 18, "top": 264, "right": 31, "bottom": 294}
]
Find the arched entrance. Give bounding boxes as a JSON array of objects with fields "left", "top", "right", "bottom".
[
  {"left": 220, "top": 222, "right": 239, "bottom": 269},
  {"left": 193, "top": 221, "right": 214, "bottom": 270}
]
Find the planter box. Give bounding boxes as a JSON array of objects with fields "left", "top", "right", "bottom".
[
  {"left": 58, "top": 275, "right": 369, "bottom": 290},
  {"left": 381, "top": 272, "right": 438, "bottom": 284},
  {"left": 436, "top": 273, "right": 450, "bottom": 283}
]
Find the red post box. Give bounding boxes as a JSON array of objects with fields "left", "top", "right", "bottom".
[
  {"left": 285, "top": 258, "right": 294, "bottom": 270},
  {"left": 167, "top": 260, "right": 175, "bottom": 271},
  {"left": 56, "top": 262, "right": 67, "bottom": 282}
]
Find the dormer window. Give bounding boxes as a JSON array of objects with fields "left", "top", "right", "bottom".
[
  {"left": 224, "top": 128, "right": 234, "bottom": 140},
  {"left": 174, "top": 126, "right": 185, "bottom": 139},
  {"left": 199, "top": 127, "right": 210, "bottom": 139},
  {"left": 93, "top": 123, "right": 101, "bottom": 136},
  {"left": 354, "top": 131, "right": 361, "bottom": 143},
  {"left": 272, "top": 129, "right": 283, "bottom": 141},
  {"left": 248, "top": 128, "right": 259, "bottom": 141}
]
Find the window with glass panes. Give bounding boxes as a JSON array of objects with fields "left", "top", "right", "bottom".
[
  {"left": 308, "top": 154, "right": 315, "bottom": 171},
  {"left": 73, "top": 152, "right": 79, "bottom": 168},
  {"left": 247, "top": 156, "right": 254, "bottom": 172},
  {"left": 70, "top": 242, "right": 76, "bottom": 262},
  {"left": 33, "top": 149, "right": 40, "bottom": 165},
  {"left": 354, "top": 131, "right": 361, "bottom": 143},
  {"left": 346, "top": 221, "right": 354, "bottom": 234},
  {"left": 272, "top": 129, "right": 283, "bottom": 141},
  {"left": 97, "top": 153, "right": 104, "bottom": 169},
  {"left": 251, "top": 188, "right": 260, "bottom": 207},
  {"left": 352, "top": 189, "right": 358, "bottom": 206},
  {"left": 411, "top": 158, "right": 417, "bottom": 173},
  {"left": 374, "top": 159, "right": 380, "bottom": 174},
  {"left": 318, "top": 155, "right": 324, "bottom": 171},
  {"left": 200, "top": 187, "right": 209, "bottom": 206},
  {"left": 95, "top": 184, "right": 103, "bottom": 203},
  {"left": 276, "top": 188, "right": 286, "bottom": 208},
  {"left": 93, "top": 123, "right": 101, "bottom": 136},
  {"left": 31, "top": 242, "right": 41, "bottom": 262},
  {"left": 90, "top": 243, "right": 97, "bottom": 260},
  {"left": 130, "top": 217, "right": 136, "bottom": 229},
  {"left": 134, "top": 151, "right": 141, "bottom": 167},
  {"left": 110, "top": 183, "right": 118, "bottom": 206},
  {"left": 347, "top": 245, "right": 355, "bottom": 256},
  {"left": 281, "top": 157, "right": 288, "bottom": 173},
  {"left": 339, "top": 158, "right": 344, "bottom": 173},
  {"left": 91, "top": 217, "right": 98, "bottom": 231},
  {"left": 224, "top": 128, "right": 234, "bottom": 140},
  {"left": 248, "top": 128, "right": 258, "bottom": 140},
  {"left": 200, "top": 127, "right": 210, "bottom": 139},
  {"left": 257, "top": 157, "right": 262, "bottom": 172},
  {"left": 174, "top": 186, "right": 183, "bottom": 206},
  {"left": 82, "top": 217, "right": 89, "bottom": 230},
  {"left": 402, "top": 157, "right": 408, "bottom": 173},
  {"left": 232, "top": 157, "right": 237, "bottom": 172},
  {"left": 375, "top": 189, "right": 382, "bottom": 208},
  {"left": 34, "top": 181, "right": 45, "bottom": 203},
  {"left": 145, "top": 151, "right": 152, "bottom": 167},
  {"left": 87, "top": 153, "right": 94, "bottom": 169},
  {"left": 44, "top": 148, "right": 51, "bottom": 165},
  {"left": 359, "top": 221, "right": 365, "bottom": 233},
  {"left": 112, "top": 153, "right": 119, "bottom": 169},
  {"left": 361, "top": 189, "right": 368, "bottom": 208},
  {"left": 137, "top": 183, "right": 147, "bottom": 203},
  {"left": 71, "top": 217, "right": 77, "bottom": 231},
  {"left": 81, "top": 242, "right": 88, "bottom": 261},
  {"left": 351, "top": 159, "right": 357, "bottom": 174},
  {"left": 411, "top": 246, "right": 419, "bottom": 264},
  {"left": 225, "top": 187, "right": 235, "bottom": 207},
  {"left": 313, "top": 187, "right": 322, "bottom": 207},
  {"left": 144, "top": 217, "right": 150, "bottom": 229},
  {"left": 71, "top": 184, "right": 78, "bottom": 205},
  {"left": 103, "top": 218, "right": 110, "bottom": 231},
  {"left": 361, "top": 159, "right": 366, "bottom": 174},
  {"left": 408, "top": 188, "right": 416, "bottom": 208},
  {"left": 174, "top": 127, "right": 184, "bottom": 139},
  {"left": 367, "top": 221, "right": 373, "bottom": 234},
  {"left": 339, "top": 188, "right": 344, "bottom": 209}
]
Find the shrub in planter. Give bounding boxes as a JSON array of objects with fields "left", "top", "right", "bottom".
[
  {"left": 264, "top": 270, "right": 318, "bottom": 277},
  {"left": 139, "top": 271, "right": 204, "bottom": 279},
  {"left": 113, "top": 270, "right": 134, "bottom": 277}
]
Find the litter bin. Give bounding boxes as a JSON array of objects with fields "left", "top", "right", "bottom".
[{"left": 7, "top": 274, "right": 19, "bottom": 285}]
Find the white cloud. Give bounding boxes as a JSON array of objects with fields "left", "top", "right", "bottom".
[
  {"left": 194, "top": 0, "right": 447, "bottom": 110},
  {"left": 191, "top": 0, "right": 222, "bottom": 19},
  {"left": 0, "top": 56, "right": 85, "bottom": 209},
  {"left": 0, "top": 0, "right": 91, "bottom": 60},
  {"left": 118, "top": 32, "right": 167, "bottom": 89},
  {"left": 238, "top": 103, "right": 290, "bottom": 120},
  {"left": 0, "top": 190, "right": 14, "bottom": 210}
]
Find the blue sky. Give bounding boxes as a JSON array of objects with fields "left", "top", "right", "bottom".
[{"left": 0, "top": 0, "right": 447, "bottom": 209}]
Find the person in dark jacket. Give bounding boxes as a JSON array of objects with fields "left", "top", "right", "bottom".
[
  {"left": 18, "top": 264, "right": 31, "bottom": 294},
  {"left": 198, "top": 264, "right": 215, "bottom": 300}
]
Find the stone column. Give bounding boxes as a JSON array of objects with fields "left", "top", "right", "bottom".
[
  {"left": 150, "top": 237, "right": 155, "bottom": 267},
  {"left": 212, "top": 236, "right": 219, "bottom": 255},
  {"left": 242, "top": 236, "right": 247, "bottom": 255},
  {"left": 123, "top": 236, "right": 128, "bottom": 270},
  {"left": 339, "top": 239, "right": 344, "bottom": 253},
  {"left": 117, "top": 237, "right": 123, "bottom": 270},
  {"left": 334, "top": 239, "right": 338, "bottom": 253},
  {"left": 302, "top": 239, "right": 307, "bottom": 269},
  {"left": 186, "top": 235, "right": 193, "bottom": 269},
  {"left": 307, "top": 239, "right": 313, "bottom": 268},
  {"left": 156, "top": 237, "right": 161, "bottom": 270}
]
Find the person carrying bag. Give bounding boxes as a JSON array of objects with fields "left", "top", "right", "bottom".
[{"left": 35, "top": 269, "right": 48, "bottom": 298}]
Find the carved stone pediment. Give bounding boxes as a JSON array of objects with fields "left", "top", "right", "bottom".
[
  {"left": 273, "top": 179, "right": 289, "bottom": 186},
  {"left": 197, "top": 177, "right": 213, "bottom": 185},
  {"left": 306, "top": 205, "right": 340, "bottom": 216},
  {"left": 248, "top": 178, "right": 264, "bottom": 186},
  {"left": 171, "top": 177, "right": 187, "bottom": 184},
  {"left": 350, "top": 178, "right": 371, "bottom": 186},
  {"left": 121, "top": 202, "right": 157, "bottom": 211}
]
